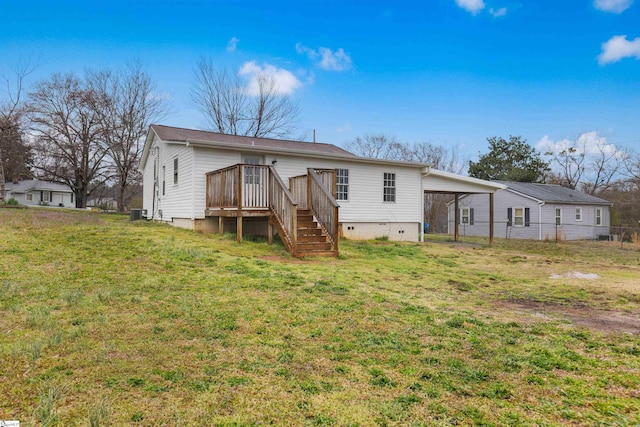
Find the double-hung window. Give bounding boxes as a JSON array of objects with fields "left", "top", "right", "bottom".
[
  {"left": 575, "top": 207, "right": 582, "bottom": 222},
  {"left": 162, "top": 166, "right": 166, "bottom": 195},
  {"left": 508, "top": 207, "right": 530, "bottom": 227},
  {"left": 383, "top": 172, "right": 396, "bottom": 202},
  {"left": 555, "top": 208, "right": 562, "bottom": 226},
  {"left": 173, "top": 158, "right": 179, "bottom": 185},
  {"left": 242, "top": 155, "right": 263, "bottom": 184},
  {"left": 336, "top": 169, "right": 349, "bottom": 201},
  {"left": 595, "top": 208, "right": 602, "bottom": 226},
  {"left": 514, "top": 207, "right": 525, "bottom": 226},
  {"left": 460, "top": 207, "right": 474, "bottom": 225}
]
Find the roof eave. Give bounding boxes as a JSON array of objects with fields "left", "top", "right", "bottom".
[{"left": 185, "top": 139, "right": 430, "bottom": 168}]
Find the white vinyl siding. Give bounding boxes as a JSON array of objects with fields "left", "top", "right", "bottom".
[{"left": 148, "top": 138, "right": 423, "bottom": 235}]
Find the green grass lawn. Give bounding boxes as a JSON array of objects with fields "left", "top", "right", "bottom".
[{"left": 1, "top": 208, "right": 639, "bottom": 426}]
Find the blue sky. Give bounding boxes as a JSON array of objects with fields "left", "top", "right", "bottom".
[{"left": 2, "top": 0, "right": 639, "bottom": 161}]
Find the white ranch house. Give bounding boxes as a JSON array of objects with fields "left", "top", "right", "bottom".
[
  {"left": 4, "top": 179, "right": 74, "bottom": 207},
  {"left": 448, "top": 181, "right": 613, "bottom": 241},
  {"left": 141, "top": 125, "right": 504, "bottom": 257}
]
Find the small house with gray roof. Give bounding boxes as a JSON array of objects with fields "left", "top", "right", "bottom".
[
  {"left": 140, "top": 124, "right": 505, "bottom": 257},
  {"left": 448, "top": 181, "right": 612, "bottom": 241},
  {"left": 4, "top": 179, "right": 74, "bottom": 207}
]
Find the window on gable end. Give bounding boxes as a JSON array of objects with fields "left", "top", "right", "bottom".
[{"left": 383, "top": 172, "right": 396, "bottom": 202}]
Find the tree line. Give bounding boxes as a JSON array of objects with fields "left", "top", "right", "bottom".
[{"left": 2, "top": 59, "right": 639, "bottom": 228}]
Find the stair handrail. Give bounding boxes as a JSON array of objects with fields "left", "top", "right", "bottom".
[
  {"left": 307, "top": 168, "right": 339, "bottom": 252},
  {"left": 268, "top": 166, "right": 298, "bottom": 253}
]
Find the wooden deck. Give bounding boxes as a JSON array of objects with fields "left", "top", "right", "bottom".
[{"left": 205, "top": 165, "right": 339, "bottom": 257}]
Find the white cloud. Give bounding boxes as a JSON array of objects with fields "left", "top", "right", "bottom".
[
  {"left": 226, "top": 36, "right": 239, "bottom": 52},
  {"left": 598, "top": 35, "right": 640, "bottom": 64},
  {"left": 537, "top": 132, "right": 623, "bottom": 158},
  {"left": 336, "top": 123, "right": 352, "bottom": 132},
  {"left": 296, "top": 43, "right": 352, "bottom": 71},
  {"left": 489, "top": 7, "right": 507, "bottom": 17},
  {"left": 594, "top": 0, "right": 633, "bottom": 13},
  {"left": 455, "top": 0, "right": 485, "bottom": 14},
  {"left": 238, "top": 61, "right": 302, "bottom": 96}
]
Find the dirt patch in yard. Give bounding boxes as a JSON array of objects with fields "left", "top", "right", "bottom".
[{"left": 500, "top": 299, "right": 640, "bottom": 334}]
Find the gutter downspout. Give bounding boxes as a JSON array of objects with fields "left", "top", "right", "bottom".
[
  {"left": 420, "top": 167, "right": 426, "bottom": 242},
  {"left": 539, "top": 201, "right": 545, "bottom": 241}
]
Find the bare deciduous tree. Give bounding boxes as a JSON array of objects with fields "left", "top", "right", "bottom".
[
  {"left": 343, "top": 133, "right": 405, "bottom": 159},
  {"left": 28, "top": 73, "right": 108, "bottom": 208},
  {"left": 88, "top": 63, "right": 167, "bottom": 211},
  {"left": 544, "top": 135, "right": 626, "bottom": 194},
  {"left": 1, "top": 62, "right": 34, "bottom": 201},
  {"left": 191, "top": 59, "right": 299, "bottom": 138}
]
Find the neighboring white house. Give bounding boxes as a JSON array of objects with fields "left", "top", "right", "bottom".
[
  {"left": 140, "top": 125, "right": 504, "bottom": 256},
  {"left": 448, "top": 181, "right": 613, "bottom": 241},
  {"left": 4, "top": 179, "right": 74, "bottom": 207}
]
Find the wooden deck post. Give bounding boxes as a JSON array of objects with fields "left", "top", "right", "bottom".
[
  {"left": 489, "top": 193, "right": 494, "bottom": 245},
  {"left": 267, "top": 219, "right": 273, "bottom": 245},
  {"left": 218, "top": 216, "right": 224, "bottom": 235},
  {"left": 454, "top": 194, "right": 460, "bottom": 242},
  {"left": 237, "top": 166, "right": 243, "bottom": 243},
  {"left": 306, "top": 169, "right": 312, "bottom": 212}
]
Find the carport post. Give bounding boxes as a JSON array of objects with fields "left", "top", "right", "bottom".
[
  {"left": 489, "top": 192, "right": 494, "bottom": 245},
  {"left": 454, "top": 194, "right": 460, "bottom": 242}
]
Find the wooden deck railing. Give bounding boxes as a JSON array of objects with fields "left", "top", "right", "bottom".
[
  {"left": 206, "top": 165, "right": 270, "bottom": 210},
  {"left": 289, "top": 175, "right": 308, "bottom": 209},
  {"left": 307, "top": 168, "right": 339, "bottom": 251},
  {"left": 268, "top": 166, "right": 297, "bottom": 253},
  {"left": 205, "top": 164, "right": 337, "bottom": 255}
]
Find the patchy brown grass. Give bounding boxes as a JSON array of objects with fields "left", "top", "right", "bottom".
[{"left": 1, "top": 208, "right": 639, "bottom": 426}]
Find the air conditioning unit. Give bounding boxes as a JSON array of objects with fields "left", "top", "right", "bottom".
[{"left": 130, "top": 209, "right": 142, "bottom": 221}]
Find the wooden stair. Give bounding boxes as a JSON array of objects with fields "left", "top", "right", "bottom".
[{"left": 294, "top": 209, "right": 338, "bottom": 257}]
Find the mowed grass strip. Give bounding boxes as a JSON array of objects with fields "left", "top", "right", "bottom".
[{"left": 1, "top": 208, "right": 639, "bottom": 426}]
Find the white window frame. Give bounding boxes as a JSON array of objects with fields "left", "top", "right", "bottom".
[
  {"left": 555, "top": 207, "right": 562, "bottom": 226},
  {"left": 26, "top": 193, "right": 33, "bottom": 202},
  {"left": 513, "top": 207, "right": 525, "bottom": 227},
  {"left": 336, "top": 168, "right": 349, "bottom": 201},
  {"left": 595, "top": 208, "right": 602, "bottom": 226},
  {"left": 242, "top": 155, "right": 263, "bottom": 184},
  {"left": 461, "top": 207, "right": 470, "bottom": 224},
  {"left": 575, "top": 207, "right": 582, "bottom": 222},
  {"left": 383, "top": 172, "right": 396, "bottom": 203}
]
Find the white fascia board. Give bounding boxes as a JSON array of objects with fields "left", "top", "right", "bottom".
[{"left": 423, "top": 168, "right": 507, "bottom": 192}]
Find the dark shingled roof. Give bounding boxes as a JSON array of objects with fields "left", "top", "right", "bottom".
[
  {"left": 151, "top": 124, "right": 355, "bottom": 157},
  {"left": 6, "top": 179, "right": 72, "bottom": 193},
  {"left": 496, "top": 181, "right": 612, "bottom": 205}
]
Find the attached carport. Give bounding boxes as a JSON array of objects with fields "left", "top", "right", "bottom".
[{"left": 421, "top": 168, "right": 506, "bottom": 243}]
